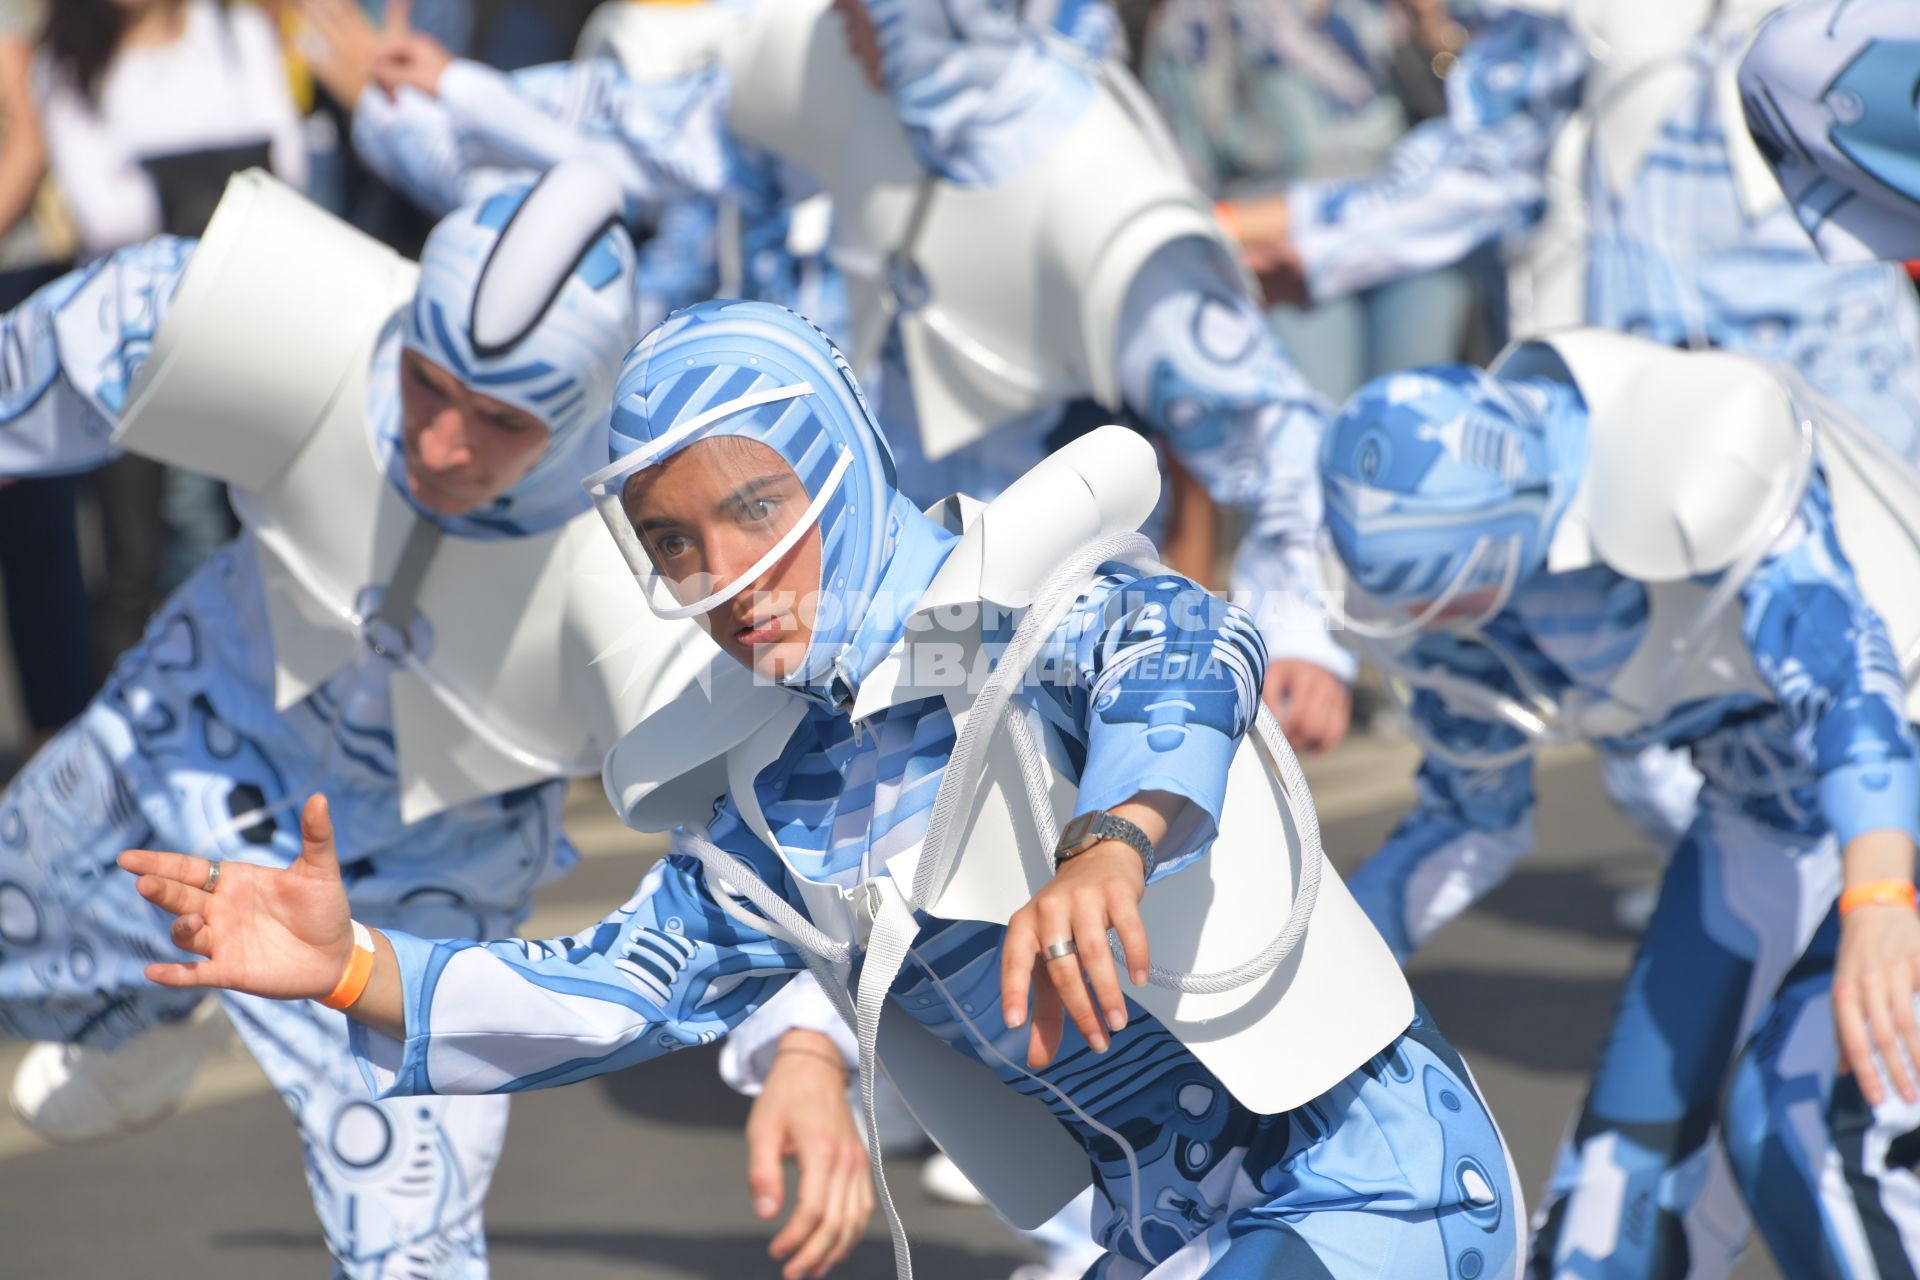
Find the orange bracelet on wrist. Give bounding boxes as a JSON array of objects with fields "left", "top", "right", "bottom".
[
  {"left": 319, "top": 921, "right": 377, "bottom": 1011},
  {"left": 1839, "top": 880, "right": 1918, "bottom": 916},
  {"left": 1213, "top": 200, "right": 1242, "bottom": 244}
]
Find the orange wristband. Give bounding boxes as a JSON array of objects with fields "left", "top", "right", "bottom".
[
  {"left": 320, "top": 921, "right": 377, "bottom": 1011},
  {"left": 1214, "top": 200, "right": 1242, "bottom": 244},
  {"left": 1839, "top": 880, "right": 1918, "bottom": 916}
]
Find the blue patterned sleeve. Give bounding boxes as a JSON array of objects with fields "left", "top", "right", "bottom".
[
  {"left": 1115, "top": 238, "right": 1353, "bottom": 679},
  {"left": 350, "top": 85, "right": 479, "bottom": 216},
  {"left": 0, "top": 237, "right": 194, "bottom": 477},
  {"left": 1035, "top": 571, "right": 1267, "bottom": 881},
  {"left": 382, "top": 57, "right": 745, "bottom": 215},
  {"left": 1346, "top": 632, "right": 1538, "bottom": 960},
  {"left": 861, "top": 0, "right": 1096, "bottom": 185},
  {"left": 351, "top": 820, "right": 804, "bottom": 1098},
  {"left": 1739, "top": 475, "right": 1920, "bottom": 847},
  {"left": 1287, "top": 8, "right": 1589, "bottom": 303}
]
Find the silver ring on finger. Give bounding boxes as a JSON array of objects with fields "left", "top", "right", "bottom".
[
  {"left": 204, "top": 860, "right": 221, "bottom": 894},
  {"left": 1044, "top": 938, "right": 1077, "bottom": 961}
]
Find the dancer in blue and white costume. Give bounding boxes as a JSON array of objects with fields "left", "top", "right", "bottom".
[
  {"left": 1707, "top": 7, "right": 1920, "bottom": 1273},
  {"left": 1222, "top": 0, "right": 1920, "bottom": 884},
  {"left": 1231, "top": 0, "right": 1920, "bottom": 464},
  {"left": 351, "top": 0, "right": 1358, "bottom": 754},
  {"left": 0, "top": 163, "right": 709, "bottom": 1276},
  {"left": 354, "top": 0, "right": 847, "bottom": 341},
  {"left": 121, "top": 300, "right": 1525, "bottom": 1280},
  {"left": 1318, "top": 332, "right": 1920, "bottom": 1277}
]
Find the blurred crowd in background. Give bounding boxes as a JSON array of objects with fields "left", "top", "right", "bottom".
[{"left": 0, "top": 0, "right": 1502, "bottom": 766}]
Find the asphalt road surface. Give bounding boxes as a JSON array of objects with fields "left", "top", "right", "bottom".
[{"left": 0, "top": 738, "right": 1785, "bottom": 1278}]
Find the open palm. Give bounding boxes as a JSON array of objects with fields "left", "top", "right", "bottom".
[{"left": 119, "top": 795, "right": 356, "bottom": 1001}]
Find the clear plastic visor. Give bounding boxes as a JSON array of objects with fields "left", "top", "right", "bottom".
[
  {"left": 1320, "top": 532, "right": 1524, "bottom": 642},
  {"left": 584, "top": 382, "right": 849, "bottom": 621}
]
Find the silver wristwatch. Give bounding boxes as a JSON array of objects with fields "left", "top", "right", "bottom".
[{"left": 1054, "top": 810, "right": 1156, "bottom": 879}]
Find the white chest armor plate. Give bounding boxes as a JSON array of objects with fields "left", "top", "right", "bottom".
[
  {"left": 723, "top": 0, "right": 1234, "bottom": 459},
  {"left": 1498, "top": 329, "right": 1920, "bottom": 735},
  {"left": 115, "top": 172, "right": 715, "bottom": 822},
  {"left": 1502, "top": 0, "right": 1789, "bottom": 334},
  {"left": 605, "top": 428, "right": 1413, "bottom": 1227}
]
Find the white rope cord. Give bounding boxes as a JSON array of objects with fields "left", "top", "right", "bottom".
[
  {"left": 667, "top": 532, "right": 1342, "bottom": 1280},
  {"left": 910, "top": 532, "right": 1157, "bottom": 909},
  {"left": 913, "top": 533, "right": 1326, "bottom": 995},
  {"left": 676, "top": 828, "right": 854, "bottom": 965}
]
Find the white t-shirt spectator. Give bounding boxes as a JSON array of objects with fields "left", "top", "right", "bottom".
[{"left": 33, "top": 0, "right": 305, "bottom": 259}]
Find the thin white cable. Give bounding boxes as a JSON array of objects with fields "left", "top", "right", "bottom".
[
  {"left": 910, "top": 946, "right": 1160, "bottom": 1267},
  {"left": 661, "top": 533, "right": 1341, "bottom": 1280}
]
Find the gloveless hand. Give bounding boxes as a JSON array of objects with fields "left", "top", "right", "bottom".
[
  {"left": 298, "top": 0, "right": 407, "bottom": 104},
  {"left": 1264, "top": 658, "right": 1352, "bottom": 754},
  {"left": 119, "top": 795, "right": 356, "bottom": 1002},
  {"left": 746, "top": 1031, "right": 873, "bottom": 1280},
  {"left": 1834, "top": 903, "right": 1920, "bottom": 1106},
  {"left": 1001, "top": 843, "right": 1149, "bottom": 1069}
]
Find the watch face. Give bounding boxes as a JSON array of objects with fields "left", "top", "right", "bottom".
[{"left": 1060, "top": 812, "right": 1097, "bottom": 849}]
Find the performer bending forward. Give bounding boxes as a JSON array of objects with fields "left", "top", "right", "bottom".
[{"left": 124, "top": 301, "right": 1521, "bottom": 1280}]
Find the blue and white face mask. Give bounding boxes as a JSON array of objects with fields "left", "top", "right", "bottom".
[
  {"left": 586, "top": 300, "right": 901, "bottom": 691},
  {"left": 1319, "top": 364, "right": 1586, "bottom": 639},
  {"left": 380, "top": 162, "right": 639, "bottom": 539},
  {"left": 1740, "top": 0, "right": 1920, "bottom": 263}
]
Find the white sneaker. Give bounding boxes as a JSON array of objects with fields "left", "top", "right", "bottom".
[
  {"left": 919, "top": 1150, "right": 988, "bottom": 1206},
  {"left": 9, "top": 1003, "right": 232, "bottom": 1145}
]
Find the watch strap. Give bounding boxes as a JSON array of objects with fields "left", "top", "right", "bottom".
[{"left": 1057, "top": 811, "right": 1156, "bottom": 879}]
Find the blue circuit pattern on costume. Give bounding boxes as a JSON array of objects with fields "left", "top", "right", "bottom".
[
  {"left": 0, "top": 227, "right": 621, "bottom": 1277},
  {"left": 1739, "top": 0, "right": 1920, "bottom": 264},
  {"left": 353, "top": 298, "right": 1516, "bottom": 1278},
  {"left": 1286, "top": 6, "right": 1920, "bottom": 463},
  {"left": 1324, "top": 363, "right": 1920, "bottom": 1277},
  {"left": 345, "top": 1, "right": 1353, "bottom": 677}
]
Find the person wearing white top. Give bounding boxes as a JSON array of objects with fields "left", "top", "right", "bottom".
[
  {"left": 34, "top": 0, "right": 306, "bottom": 256},
  {"left": 31, "top": 0, "right": 309, "bottom": 673}
]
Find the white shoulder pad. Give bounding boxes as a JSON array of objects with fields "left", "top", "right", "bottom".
[
  {"left": 917, "top": 425, "right": 1159, "bottom": 614},
  {"left": 851, "top": 425, "right": 1161, "bottom": 718},
  {"left": 602, "top": 654, "right": 801, "bottom": 833},
  {"left": 1499, "top": 329, "right": 1806, "bottom": 582},
  {"left": 574, "top": 0, "right": 742, "bottom": 80},
  {"left": 117, "top": 170, "right": 415, "bottom": 493}
]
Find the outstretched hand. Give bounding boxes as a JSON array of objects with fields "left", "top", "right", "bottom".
[{"left": 120, "top": 795, "right": 356, "bottom": 1002}]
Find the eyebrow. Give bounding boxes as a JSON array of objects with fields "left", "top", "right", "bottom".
[
  {"left": 718, "top": 473, "right": 799, "bottom": 510},
  {"left": 476, "top": 402, "right": 541, "bottom": 433},
  {"left": 633, "top": 472, "right": 799, "bottom": 537}
]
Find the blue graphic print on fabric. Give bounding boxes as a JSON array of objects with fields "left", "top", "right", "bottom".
[
  {"left": 1348, "top": 469, "right": 1918, "bottom": 958},
  {"left": 0, "top": 238, "right": 192, "bottom": 477},
  {"left": 352, "top": 539, "right": 1518, "bottom": 1275},
  {"left": 0, "top": 238, "right": 593, "bottom": 1275},
  {"left": 349, "top": 31, "right": 1349, "bottom": 675},
  {"left": 1285, "top": 7, "right": 1920, "bottom": 462}
]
